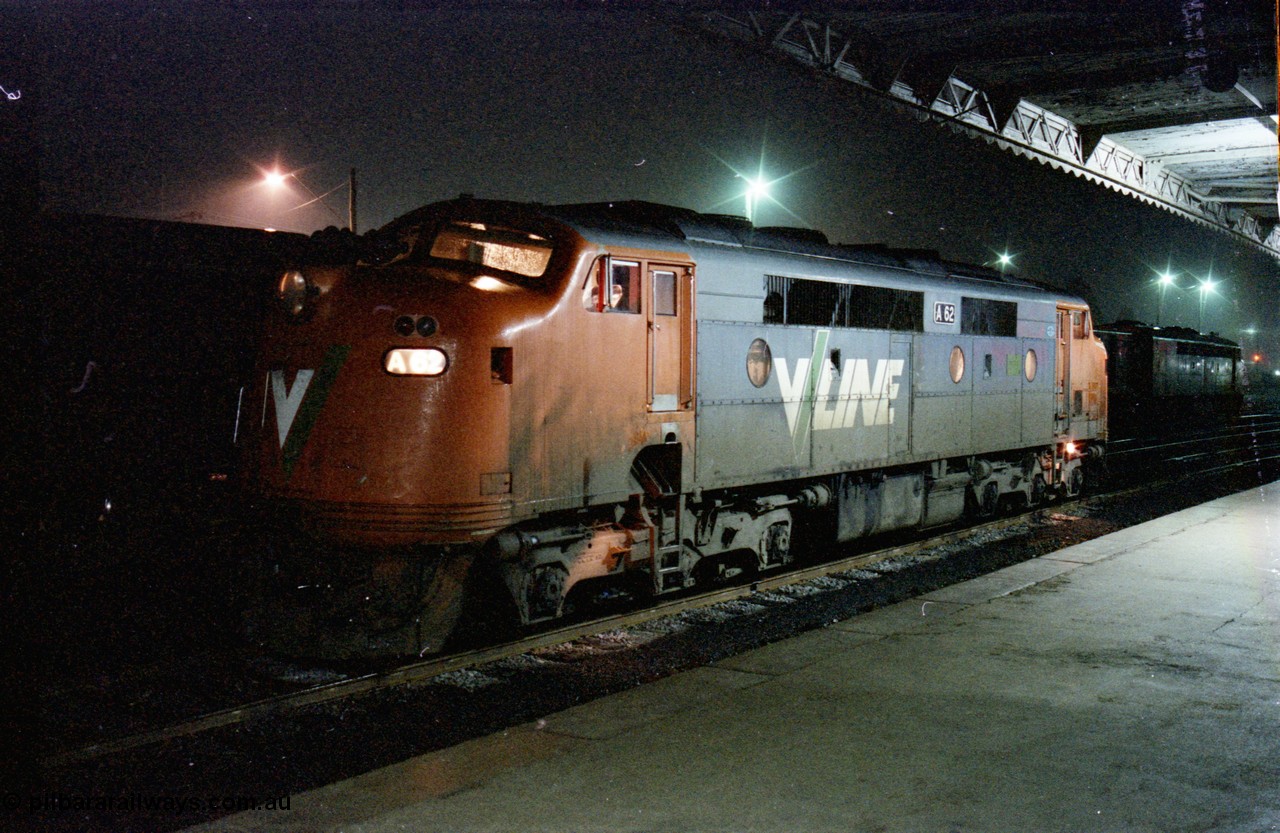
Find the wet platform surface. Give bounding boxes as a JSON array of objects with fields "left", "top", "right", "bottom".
[{"left": 190, "top": 482, "right": 1280, "bottom": 832}]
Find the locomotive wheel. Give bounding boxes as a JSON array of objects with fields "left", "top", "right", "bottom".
[
  {"left": 979, "top": 481, "right": 1000, "bottom": 517},
  {"left": 1068, "top": 466, "right": 1086, "bottom": 497},
  {"left": 528, "top": 564, "right": 569, "bottom": 620},
  {"left": 761, "top": 520, "right": 792, "bottom": 568},
  {"left": 1030, "top": 474, "right": 1048, "bottom": 507}
]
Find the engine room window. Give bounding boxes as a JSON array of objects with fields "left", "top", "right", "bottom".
[
  {"left": 961, "top": 297, "right": 1017, "bottom": 337},
  {"left": 491, "top": 347, "right": 513, "bottom": 385},
  {"left": 1025, "top": 349, "right": 1038, "bottom": 381},
  {"left": 762, "top": 275, "right": 922, "bottom": 332},
  {"left": 763, "top": 291, "right": 784, "bottom": 323},
  {"left": 428, "top": 222, "right": 553, "bottom": 278}
]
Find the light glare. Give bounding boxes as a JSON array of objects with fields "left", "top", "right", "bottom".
[
  {"left": 470, "top": 276, "right": 509, "bottom": 292},
  {"left": 745, "top": 177, "right": 770, "bottom": 200}
]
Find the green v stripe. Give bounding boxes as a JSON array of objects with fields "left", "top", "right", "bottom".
[
  {"left": 282, "top": 344, "right": 351, "bottom": 479},
  {"left": 792, "top": 329, "right": 830, "bottom": 461}
]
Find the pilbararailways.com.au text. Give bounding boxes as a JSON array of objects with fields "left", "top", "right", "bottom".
[{"left": 5, "top": 791, "right": 291, "bottom": 816}]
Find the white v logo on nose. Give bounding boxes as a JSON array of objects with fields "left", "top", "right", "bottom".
[{"left": 269, "top": 369, "right": 315, "bottom": 448}]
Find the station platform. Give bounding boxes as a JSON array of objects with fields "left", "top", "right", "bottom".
[{"left": 192, "top": 482, "right": 1280, "bottom": 833}]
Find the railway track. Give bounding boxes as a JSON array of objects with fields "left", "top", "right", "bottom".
[{"left": 40, "top": 415, "right": 1280, "bottom": 772}]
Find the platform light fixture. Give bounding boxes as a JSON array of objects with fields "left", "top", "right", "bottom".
[
  {"left": 705, "top": 140, "right": 814, "bottom": 228},
  {"left": 742, "top": 175, "right": 771, "bottom": 223},
  {"left": 1153, "top": 265, "right": 1178, "bottom": 325},
  {"left": 1197, "top": 275, "right": 1219, "bottom": 332},
  {"left": 984, "top": 249, "right": 1016, "bottom": 274}
]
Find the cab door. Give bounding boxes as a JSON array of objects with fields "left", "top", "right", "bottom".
[
  {"left": 1055, "top": 307, "right": 1072, "bottom": 434},
  {"left": 648, "top": 265, "right": 693, "bottom": 412}
]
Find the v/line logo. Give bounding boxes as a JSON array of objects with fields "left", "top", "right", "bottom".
[
  {"left": 263, "top": 345, "right": 351, "bottom": 476},
  {"left": 775, "top": 330, "right": 905, "bottom": 456},
  {"left": 270, "top": 369, "right": 313, "bottom": 448}
]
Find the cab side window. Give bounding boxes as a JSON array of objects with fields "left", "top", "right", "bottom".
[
  {"left": 582, "top": 257, "right": 641, "bottom": 313},
  {"left": 1072, "top": 310, "right": 1089, "bottom": 339},
  {"left": 608, "top": 260, "right": 640, "bottom": 312}
]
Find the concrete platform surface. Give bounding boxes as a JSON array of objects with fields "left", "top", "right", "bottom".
[{"left": 192, "top": 483, "right": 1280, "bottom": 833}]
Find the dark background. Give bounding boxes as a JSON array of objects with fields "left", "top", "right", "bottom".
[{"left": 4, "top": 2, "right": 1277, "bottom": 339}]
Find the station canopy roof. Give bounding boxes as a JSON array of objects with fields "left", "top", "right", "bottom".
[{"left": 700, "top": 2, "right": 1279, "bottom": 257}]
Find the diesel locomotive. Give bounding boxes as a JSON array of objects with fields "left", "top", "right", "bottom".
[{"left": 240, "top": 197, "right": 1107, "bottom": 661}]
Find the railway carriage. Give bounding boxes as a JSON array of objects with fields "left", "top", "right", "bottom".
[
  {"left": 241, "top": 198, "right": 1106, "bottom": 661},
  {"left": 1096, "top": 321, "right": 1241, "bottom": 433}
]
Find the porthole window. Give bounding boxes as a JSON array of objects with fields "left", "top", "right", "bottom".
[
  {"left": 1025, "top": 349, "right": 1038, "bottom": 382},
  {"left": 747, "top": 338, "right": 773, "bottom": 388},
  {"left": 949, "top": 345, "right": 965, "bottom": 383}
]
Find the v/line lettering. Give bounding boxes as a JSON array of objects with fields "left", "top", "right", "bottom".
[{"left": 775, "top": 331, "right": 905, "bottom": 441}]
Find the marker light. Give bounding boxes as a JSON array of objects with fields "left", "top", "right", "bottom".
[
  {"left": 385, "top": 348, "right": 448, "bottom": 376},
  {"left": 1064, "top": 441, "right": 1078, "bottom": 457}
]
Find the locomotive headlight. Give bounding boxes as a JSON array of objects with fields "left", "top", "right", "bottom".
[
  {"left": 1063, "top": 441, "right": 1078, "bottom": 458},
  {"left": 277, "top": 270, "right": 311, "bottom": 318},
  {"left": 384, "top": 347, "right": 448, "bottom": 376}
]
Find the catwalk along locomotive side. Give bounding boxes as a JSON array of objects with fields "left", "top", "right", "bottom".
[{"left": 240, "top": 198, "right": 1107, "bottom": 661}]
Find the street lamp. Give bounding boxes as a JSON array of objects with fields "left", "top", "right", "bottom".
[
  {"left": 1197, "top": 276, "right": 1217, "bottom": 332},
  {"left": 261, "top": 166, "right": 358, "bottom": 233},
  {"left": 737, "top": 174, "right": 771, "bottom": 223},
  {"left": 984, "top": 249, "right": 1015, "bottom": 274},
  {"left": 1155, "top": 268, "right": 1176, "bottom": 325},
  {"left": 707, "top": 143, "right": 812, "bottom": 227}
]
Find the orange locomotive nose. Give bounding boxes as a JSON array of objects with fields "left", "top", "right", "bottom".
[
  {"left": 241, "top": 206, "right": 573, "bottom": 661},
  {"left": 251, "top": 266, "right": 520, "bottom": 547}
]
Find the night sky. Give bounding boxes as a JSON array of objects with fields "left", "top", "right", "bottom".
[{"left": 6, "top": 2, "right": 1278, "bottom": 348}]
